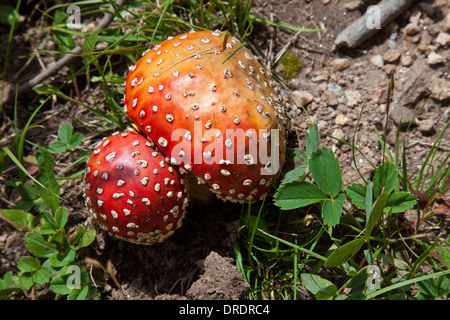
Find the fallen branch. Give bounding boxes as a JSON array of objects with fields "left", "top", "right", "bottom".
[
  {"left": 1, "top": 0, "right": 126, "bottom": 105},
  {"left": 334, "top": 0, "right": 415, "bottom": 49}
]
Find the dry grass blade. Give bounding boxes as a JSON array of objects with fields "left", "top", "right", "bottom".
[{"left": 84, "top": 257, "right": 127, "bottom": 299}]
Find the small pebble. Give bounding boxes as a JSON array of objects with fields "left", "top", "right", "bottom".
[
  {"left": 333, "top": 58, "right": 350, "bottom": 71},
  {"left": 418, "top": 119, "right": 435, "bottom": 135},
  {"left": 323, "top": 90, "right": 338, "bottom": 107},
  {"left": 383, "top": 49, "right": 402, "bottom": 63},
  {"left": 335, "top": 114, "right": 350, "bottom": 126},
  {"left": 427, "top": 52, "right": 445, "bottom": 65},
  {"left": 404, "top": 23, "right": 421, "bottom": 36},
  {"left": 387, "top": 39, "right": 398, "bottom": 49},
  {"left": 435, "top": 32, "right": 450, "bottom": 46},
  {"left": 332, "top": 128, "right": 345, "bottom": 142},
  {"left": 344, "top": 90, "right": 361, "bottom": 107},
  {"left": 370, "top": 55, "right": 384, "bottom": 68},
  {"left": 400, "top": 53, "right": 414, "bottom": 66},
  {"left": 293, "top": 90, "right": 314, "bottom": 107}
]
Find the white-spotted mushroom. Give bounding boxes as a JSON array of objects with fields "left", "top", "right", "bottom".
[
  {"left": 83, "top": 128, "right": 188, "bottom": 245},
  {"left": 124, "top": 30, "right": 287, "bottom": 203}
]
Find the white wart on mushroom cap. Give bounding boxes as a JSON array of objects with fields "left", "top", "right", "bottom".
[
  {"left": 83, "top": 129, "right": 188, "bottom": 245},
  {"left": 124, "top": 30, "right": 287, "bottom": 202}
]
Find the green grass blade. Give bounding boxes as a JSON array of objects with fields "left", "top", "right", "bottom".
[{"left": 365, "top": 269, "right": 450, "bottom": 300}]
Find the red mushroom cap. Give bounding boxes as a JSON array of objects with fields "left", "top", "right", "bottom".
[
  {"left": 83, "top": 129, "right": 188, "bottom": 245},
  {"left": 124, "top": 30, "right": 286, "bottom": 202}
]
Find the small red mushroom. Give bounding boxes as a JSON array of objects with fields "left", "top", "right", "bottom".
[
  {"left": 83, "top": 128, "right": 188, "bottom": 245},
  {"left": 124, "top": 30, "right": 287, "bottom": 203}
]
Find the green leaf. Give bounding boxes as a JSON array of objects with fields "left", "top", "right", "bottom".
[
  {"left": 435, "top": 245, "right": 450, "bottom": 269},
  {"left": 36, "top": 148, "right": 60, "bottom": 212},
  {"left": 344, "top": 183, "right": 366, "bottom": 209},
  {"left": 55, "top": 207, "right": 68, "bottom": 229},
  {"left": 24, "top": 231, "right": 58, "bottom": 258},
  {"left": 69, "top": 133, "right": 83, "bottom": 149},
  {"left": 68, "top": 285, "right": 89, "bottom": 300},
  {"left": 49, "top": 275, "right": 71, "bottom": 295},
  {"left": 0, "top": 209, "right": 36, "bottom": 231},
  {"left": 274, "top": 180, "right": 327, "bottom": 210},
  {"left": 58, "top": 123, "right": 73, "bottom": 144},
  {"left": 17, "top": 273, "right": 33, "bottom": 290},
  {"left": 280, "top": 164, "right": 307, "bottom": 185},
  {"left": 322, "top": 193, "right": 345, "bottom": 227},
  {"left": 301, "top": 273, "right": 337, "bottom": 300},
  {"left": 0, "top": 4, "right": 20, "bottom": 25},
  {"left": 0, "top": 272, "right": 17, "bottom": 299},
  {"left": 48, "top": 141, "right": 68, "bottom": 153},
  {"left": 305, "top": 123, "right": 320, "bottom": 158},
  {"left": 52, "top": 11, "right": 75, "bottom": 52},
  {"left": 384, "top": 192, "right": 417, "bottom": 213},
  {"left": 32, "top": 268, "right": 51, "bottom": 286},
  {"left": 17, "top": 265, "right": 50, "bottom": 289},
  {"left": 39, "top": 210, "right": 60, "bottom": 234},
  {"left": 72, "top": 225, "right": 96, "bottom": 250},
  {"left": 40, "top": 222, "right": 60, "bottom": 235},
  {"left": 17, "top": 256, "right": 41, "bottom": 273},
  {"left": 49, "top": 247, "right": 76, "bottom": 267},
  {"left": 366, "top": 191, "right": 390, "bottom": 237},
  {"left": 324, "top": 238, "right": 366, "bottom": 268},
  {"left": 373, "top": 162, "right": 398, "bottom": 198},
  {"left": 309, "top": 147, "right": 342, "bottom": 198}
]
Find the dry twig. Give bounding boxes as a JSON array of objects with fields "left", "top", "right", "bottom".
[{"left": 334, "top": 0, "right": 415, "bottom": 48}]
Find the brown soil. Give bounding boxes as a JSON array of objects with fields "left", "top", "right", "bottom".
[{"left": 0, "top": 0, "right": 449, "bottom": 300}]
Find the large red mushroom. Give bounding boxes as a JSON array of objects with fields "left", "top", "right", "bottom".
[
  {"left": 83, "top": 128, "right": 188, "bottom": 245},
  {"left": 124, "top": 30, "right": 287, "bottom": 203}
]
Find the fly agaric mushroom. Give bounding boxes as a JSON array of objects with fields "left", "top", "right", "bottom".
[
  {"left": 124, "top": 30, "right": 287, "bottom": 203},
  {"left": 83, "top": 128, "right": 188, "bottom": 245}
]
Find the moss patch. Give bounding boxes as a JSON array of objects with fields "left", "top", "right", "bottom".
[{"left": 279, "top": 51, "right": 302, "bottom": 80}]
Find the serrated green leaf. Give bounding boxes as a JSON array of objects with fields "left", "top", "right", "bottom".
[
  {"left": 373, "top": 162, "right": 398, "bottom": 198},
  {"left": 36, "top": 148, "right": 60, "bottom": 212},
  {"left": 17, "top": 273, "right": 33, "bottom": 290},
  {"left": 17, "top": 256, "right": 41, "bottom": 273},
  {"left": 0, "top": 272, "right": 17, "bottom": 299},
  {"left": 322, "top": 193, "right": 345, "bottom": 227},
  {"left": 309, "top": 147, "right": 342, "bottom": 198},
  {"left": 344, "top": 183, "right": 366, "bottom": 209},
  {"left": 324, "top": 238, "right": 366, "bottom": 267},
  {"left": 58, "top": 123, "right": 73, "bottom": 144},
  {"left": 48, "top": 141, "right": 68, "bottom": 153},
  {"left": 435, "top": 246, "right": 450, "bottom": 269},
  {"left": 280, "top": 164, "right": 307, "bottom": 185},
  {"left": 49, "top": 247, "right": 76, "bottom": 267},
  {"left": 24, "top": 231, "right": 58, "bottom": 258},
  {"left": 305, "top": 123, "right": 320, "bottom": 158},
  {"left": 0, "top": 209, "right": 36, "bottom": 231},
  {"left": 40, "top": 222, "right": 60, "bottom": 235},
  {"left": 301, "top": 273, "right": 337, "bottom": 300},
  {"left": 69, "top": 133, "right": 83, "bottom": 149},
  {"left": 274, "top": 180, "right": 327, "bottom": 210},
  {"left": 49, "top": 275, "right": 71, "bottom": 295},
  {"left": 384, "top": 192, "right": 417, "bottom": 213}
]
